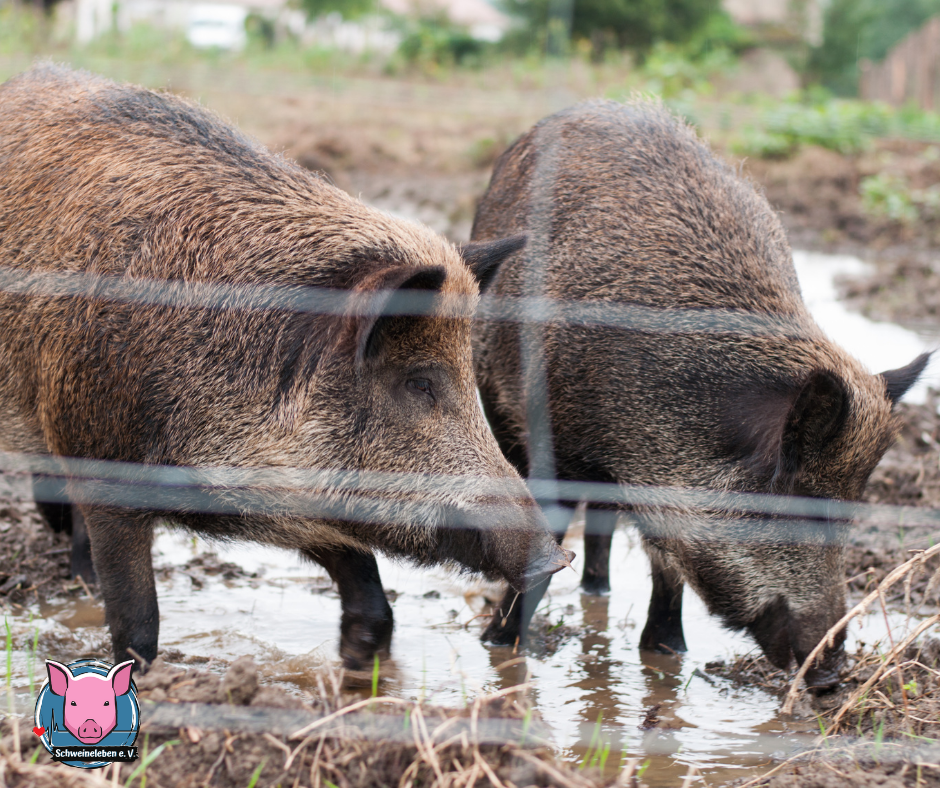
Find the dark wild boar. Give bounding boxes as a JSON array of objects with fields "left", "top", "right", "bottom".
[
  {"left": 471, "top": 100, "right": 928, "bottom": 690},
  {"left": 0, "top": 66, "right": 571, "bottom": 671}
]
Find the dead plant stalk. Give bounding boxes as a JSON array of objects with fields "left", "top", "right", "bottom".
[{"left": 783, "top": 543, "right": 940, "bottom": 715}]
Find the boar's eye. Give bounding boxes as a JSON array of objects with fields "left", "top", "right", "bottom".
[
  {"left": 104, "top": 701, "right": 110, "bottom": 706},
  {"left": 407, "top": 379, "right": 434, "bottom": 400},
  {"left": 70, "top": 701, "right": 76, "bottom": 706}
]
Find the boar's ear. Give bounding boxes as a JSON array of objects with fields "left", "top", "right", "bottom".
[
  {"left": 775, "top": 370, "right": 849, "bottom": 486},
  {"left": 458, "top": 234, "right": 526, "bottom": 291},
  {"left": 358, "top": 266, "right": 448, "bottom": 363},
  {"left": 880, "top": 351, "right": 931, "bottom": 406}
]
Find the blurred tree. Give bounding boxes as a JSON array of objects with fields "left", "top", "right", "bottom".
[
  {"left": 501, "top": 0, "right": 720, "bottom": 54},
  {"left": 811, "top": 0, "right": 940, "bottom": 95},
  {"left": 300, "top": 0, "right": 376, "bottom": 20}
]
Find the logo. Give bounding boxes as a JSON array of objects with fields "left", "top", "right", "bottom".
[{"left": 34, "top": 658, "right": 140, "bottom": 769}]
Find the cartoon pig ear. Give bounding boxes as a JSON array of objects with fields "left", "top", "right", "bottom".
[
  {"left": 108, "top": 660, "right": 135, "bottom": 697},
  {"left": 46, "top": 661, "right": 73, "bottom": 697}
]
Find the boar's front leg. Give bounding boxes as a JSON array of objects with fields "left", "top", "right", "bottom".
[
  {"left": 581, "top": 507, "right": 617, "bottom": 595},
  {"left": 638, "top": 546, "right": 687, "bottom": 654},
  {"left": 83, "top": 507, "right": 159, "bottom": 667},
  {"left": 304, "top": 546, "right": 393, "bottom": 671}
]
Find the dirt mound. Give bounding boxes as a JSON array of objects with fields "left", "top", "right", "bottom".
[{"left": 0, "top": 657, "right": 597, "bottom": 788}]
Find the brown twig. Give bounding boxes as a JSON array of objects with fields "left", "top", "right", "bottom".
[{"left": 829, "top": 613, "right": 940, "bottom": 731}]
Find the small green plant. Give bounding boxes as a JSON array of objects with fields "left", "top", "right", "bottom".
[
  {"left": 246, "top": 759, "right": 267, "bottom": 788},
  {"left": 393, "top": 17, "right": 491, "bottom": 71},
  {"left": 579, "top": 713, "right": 603, "bottom": 770},
  {"left": 547, "top": 617, "right": 566, "bottom": 634},
  {"left": 4, "top": 617, "right": 11, "bottom": 688},
  {"left": 594, "top": 740, "right": 611, "bottom": 771},
  {"left": 637, "top": 759, "right": 651, "bottom": 779},
  {"left": 861, "top": 174, "right": 918, "bottom": 225},
  {"left": 372, "top": 654, "right": 380, "bottom": 698},
  {"left": 124, "top": 735, "right": 179, "bottom": 788},
  {"left": 27, "top": 619, "right": 39, "bottom": 696},
  {"left": 873, "top": 717, "right": 885, "bottom": 764},
  {"left": 519, "top": 706, "right": 533, "bottom": 746}
]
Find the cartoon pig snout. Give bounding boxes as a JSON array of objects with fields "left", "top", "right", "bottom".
[{"left": 46, "top": 659, "right": 134, "bottom": 744}]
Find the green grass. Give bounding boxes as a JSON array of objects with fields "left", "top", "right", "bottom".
[
  {"left": 4, "top": 617, "right": 11, "bottom": 689},
  {"left": 579, "top": 713, "right": 603, "bottom": 770},
  {"left": 26, "top": 618, "right": 38, "bottom": 696},
  {"left": 246, "top": 759, "right": 267, "bottom": 788},
  {"left": 124, "top": 735, "right": 180, "bottom": 788}
]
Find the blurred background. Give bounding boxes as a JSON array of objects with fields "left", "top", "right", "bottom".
[{"left": 4, "top": 0, "right": 940, "bottom": 257}]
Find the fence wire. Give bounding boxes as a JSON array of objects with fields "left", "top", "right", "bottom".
[{"left": 0, "top": 260, "right": 931, "bottom": 539}]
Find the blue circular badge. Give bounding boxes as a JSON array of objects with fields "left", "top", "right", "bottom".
[{"left": 34, "top": 658, "right": 140, "bottom": 769}]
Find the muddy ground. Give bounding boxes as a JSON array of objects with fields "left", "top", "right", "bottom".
[{"left": 1, "top": 87, "right": 940, "bottom": 787}]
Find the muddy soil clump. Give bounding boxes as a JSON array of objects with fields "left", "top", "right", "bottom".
[
  {"left": 0, "top": 657, "right": 596, "bottom": 788},
  {"left": 0, "top": 497, "right": 71, "bottom": 606}
]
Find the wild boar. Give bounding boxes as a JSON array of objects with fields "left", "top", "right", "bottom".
[
  {"left": 471, "top": 100, "right": 928, "bottom": 690},
  {"left": 0, "top": 65, "right": 571, "bottom": 671}
]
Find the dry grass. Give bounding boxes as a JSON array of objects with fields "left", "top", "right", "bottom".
[{"left": 0, "top": 658, "right": 608, "bottom": 788}]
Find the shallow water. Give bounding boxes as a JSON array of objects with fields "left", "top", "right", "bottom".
[
  {"left": 1, "top": 250, "right": 936, "bottom": 786},
  {"left": 3, "top": 522, "right": 927, "bottom": 786}
]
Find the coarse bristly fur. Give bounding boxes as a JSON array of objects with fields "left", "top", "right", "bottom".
[
  {"left": 470, "top": 99, "right": 930, "bottom": 690},
  {"left": 0, "top": 65, "right": 571, "bottom": 671}
]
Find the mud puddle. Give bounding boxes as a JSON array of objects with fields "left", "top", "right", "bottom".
[
  {"left": 1, "top": 250, "right": 937, "bottom": 787},
  {"left": 2, "top": 522, "right": 932, "bottom": 787}
]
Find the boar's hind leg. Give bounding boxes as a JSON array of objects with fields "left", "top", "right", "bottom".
[
  {"left": 305, "top": 546, "right": 393, "bottom": 671},
  {"left": 581, "top": 507, "right": 617, "bottom": 595},
  {"left": 32, "top": 475, "right": 96, "bottom": 583},
  {"left": 638, "top": 547, "right": 687, "bottom": 654},
  {"left": 83, "top": 507, "right": 159, "bottom": 668}
]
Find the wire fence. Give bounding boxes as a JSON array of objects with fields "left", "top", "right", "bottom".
[
  {"left": 1, "top": 103, "right": 939, "bottom": 788},
  {"left": 0, "top": 262, "right": 932, "bottom": 537}
]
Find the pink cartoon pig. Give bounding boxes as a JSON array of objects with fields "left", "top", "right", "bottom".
[{"left": 46, "top": 660, "right": 134, "bottom": 744}]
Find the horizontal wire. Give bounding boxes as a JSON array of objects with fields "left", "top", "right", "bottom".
[
  {"left": 0, "top": 266, "right": 930, "bottom": 540},
  {"left": 0, "top": 263, "right": 809, "bottom": 338},
  {"left": 5, "top": 451, "right": 939, "bottom": 542}
]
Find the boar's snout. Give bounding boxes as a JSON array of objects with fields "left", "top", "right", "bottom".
[
  {"left": 748, "top": 597, "right": 846, "bottom": 693},
  {"left": 517, "top": 540, "right": 575, "bottom": 592},
  {"left": 454, "top": 498, "right": 573, "bottom": 592},
  {"left": 793, "top": 612, "right": 847, "bottom": 694}
]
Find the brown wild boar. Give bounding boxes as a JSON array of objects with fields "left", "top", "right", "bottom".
[
  {"left": 0, "top": 65, "right": 571, "bottom": 671},
  {"left": 471, "top": 100, "right": 928, "bottom": 690}
]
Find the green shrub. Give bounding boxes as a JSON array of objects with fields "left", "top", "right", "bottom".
[
  {"left": 393, "top": 18, "right": 490, "bottom": 69},
  {"left": 860, "top": 173, "right": 940, "bottom": 225},
  {"left": 732, "top": 97, "right": 940, "bottom": 160},
  {"left": 731, "top": 130, "right": 797, "bottom": 159},
  {"left": 498, "top": 0, "right": 722, "bottom": 55}
]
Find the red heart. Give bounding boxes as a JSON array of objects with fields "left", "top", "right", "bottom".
[{"left": 32, "top": 727, "right": 45, "bottom": 737}]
